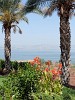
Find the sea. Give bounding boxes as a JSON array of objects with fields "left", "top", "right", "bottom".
[{"left": 0, "top": 48, "right": 75, "bottom": 64}]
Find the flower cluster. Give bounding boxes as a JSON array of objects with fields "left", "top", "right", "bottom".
[
  {"left": 45, "top": 60, "right": 51, "bottom": 67},
  {"left": 43, "top": 64, "right": 62, "bottom": 80},
  {"left": 30, "top": 57, "right": 41, "bottom": 66},
  {"left": 38, "top": 61, "right": 62, "bottom": 95},
  {"left": 30, "top": 57, "right": 62, "bottom": 80}
]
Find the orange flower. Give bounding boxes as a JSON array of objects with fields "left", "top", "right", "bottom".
[
  {"left": 58, "top": 63, "right": 62, "bottom": 69},
  {"left": 45, "top": 60, "right": 51, "bottom": 66},
  {"left": 51, "top": 68, "right": 58, "bottom": 75},
  {"left": 34, "top": 57, "right": 40, "bottom": 61},
  {"left": 44, "top": 68, "right": 49, "bottom": 72},
  {"left": 58, "top": 70, "right": 62, "bottom": 75},
  {"left": 37, "top": 62, "right": 41, "bottom": 65},
  {"left": 33, "top": 57, "right": 41, "bottom": 65}
]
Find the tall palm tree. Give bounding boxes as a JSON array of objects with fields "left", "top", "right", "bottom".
[
  {"left": 0, "top": 0, "right": 28, "bottom": 72},
  {"left": 31, "top": 0, "right": 75, "bottom": 84},
  {"left": 0, "top": 0, "right": 42, "bottom": 72}
]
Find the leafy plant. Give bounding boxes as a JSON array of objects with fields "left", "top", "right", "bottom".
[
  {"left": 11, "top": 61, "right": 18, "bottom": 71},
  {"left": 32, "top": 92, "right": 63, "bottom": 100},
  {"left": 0, "top": 63, "right": 42, "bottom": 100},
  {"left": 0, "top": 58, "right": 64, "bottom": 100},
  {"left": 0, "top": 59, "right": 5, "bottom": 69}
]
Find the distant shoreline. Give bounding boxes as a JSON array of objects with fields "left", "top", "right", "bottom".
[{"left": 0, "top": 50, "right": 75, "bottom": 64}]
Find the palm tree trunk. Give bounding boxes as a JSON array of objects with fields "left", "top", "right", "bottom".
[
  {"left": 60, "top": 15, "right": 71, "bottom": 84},
  {"left": 4, "top": 23, "right": 11, "bottom": 72}
]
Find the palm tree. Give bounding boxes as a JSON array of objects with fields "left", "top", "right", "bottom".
[
  {"left": 0, "top": 0, "right": 42, "bottom": 73},
  {"left": 0, "top": 0, "right": 28, "bottom": 72},
  {"left": 31, "top": 0, "right": 75, "bottom": 84}
]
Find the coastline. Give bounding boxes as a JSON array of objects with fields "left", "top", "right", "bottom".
[
  {"left": 15, "top": 60, "right": 75, "bottom": 68},
  {"left": 16, "top": 60, "right": 34, "bottom": 63}
]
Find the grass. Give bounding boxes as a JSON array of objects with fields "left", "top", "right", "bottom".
[{"left": 62, "top": 86, "right": 75, "bottom": 100}]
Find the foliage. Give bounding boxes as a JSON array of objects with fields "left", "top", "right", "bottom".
[
  {"left": 15, "top": 66, "right": 41, "bottom": 100},
  {"left": 25, "top": 0, "right": 42, "bottom": 15},
  {"left": 30, "top": 57, "right": 63, "bottom": 100},
  {"left": 0, "top": 57, "right": 69, "bottom": 100},
  {"left": 0, "top": 59, "right": 5, "bottom": 69},
  {"left": 39, "top": 70, "right": 62, "bottom": 94},
  {"left": 62, "top": 87, "right": 75, "bottom": 100},
  {"left": 17, "top": 57, "right": 63, "bottom": 99},
  {"left": 32, "top": 92, "right": 62, "bottom": 100},
  {"left": 11, "top": 61, "right": 19, "bottom": 71},
  {"left": 0, "top": 59, "right": 5, "bottom": 75},
  {"left": 0, "top": 62, "right": 41, "bottom": 100},
  {"left": 32, "top": 86, "right": 75, "bottom": 100},
  {"left": 0, "top": 57, "right": 75, "bottom": 100}
]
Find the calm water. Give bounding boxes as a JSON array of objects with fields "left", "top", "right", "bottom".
[{"left": 0, "top": 49, "right": 75, "bottom": 64}]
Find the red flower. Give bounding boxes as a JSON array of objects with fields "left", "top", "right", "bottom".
[
  {"left": 58, "top": 70, "right": 62, "bottom": 75},
  {"left": 58, "top": 63, "right": 62, "bottom": 69},
  {"left": 51, "top": 68, "right": 58, "bottom": 75},
  {"left": 44, "top": 68, "right": 49, "bottom": 72},
  {"left": 33, "top": 57, "right": 41, "bottom": 65},
  {"left": 34, "top": 57, "right": 40, "bottom": 61},
  {"left": 45, "top": 60, "right": 51, "bottom": 66}
]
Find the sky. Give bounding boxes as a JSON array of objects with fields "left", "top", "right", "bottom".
[{"left": 0, "top": 0, "right": 75, "bottom": 52}]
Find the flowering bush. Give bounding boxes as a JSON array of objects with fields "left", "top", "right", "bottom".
[
  {"left": 30, "top": 57, "right": 63, "bottom": 99},
  {"left": 0, "top": 57, "right": 63, "bottom": 100},
  {"left": 30, "top": 57, "right": 62, "bottom": 79}
]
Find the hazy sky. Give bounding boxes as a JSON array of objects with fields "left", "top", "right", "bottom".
[{"left": 0, "top": 0, "right": 75, "bottom": 51}]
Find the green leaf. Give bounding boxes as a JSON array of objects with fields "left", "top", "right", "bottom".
[{"left": 22, "top": 16, "right": 28, "bottom": 23}]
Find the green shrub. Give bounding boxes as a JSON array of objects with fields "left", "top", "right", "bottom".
[
  {"left": 32, "top": 93, "right": 62, "bottom": 100},
  {"left": 15, "top": 68, "right": 41, "bottom": 99},
  {"left": 11, "top": 61, "right": 18, "bottom": 71},
  {"left": 0, "top": 60, "right": 63, "bottom": 100},
  {"left": 0, "top": 63, "right": 41, "bottom": 100},
  {"left": 18, "top": 62, "right": 30, "bottom": 70},
  {"left": 0, "top": 59, "right": 5, "bottom": 69}
]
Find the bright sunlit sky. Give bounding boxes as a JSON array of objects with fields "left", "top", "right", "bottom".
[{"left": 0, "top": 0, "right": 75, "bottom": 51}]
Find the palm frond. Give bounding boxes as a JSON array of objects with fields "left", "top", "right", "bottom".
[
  {"left": 23, "top": 0, "right": 41, "bottom": 14},
  {"left": 0, "top": 0, "right": 21, "bottom": 13},
  {"left": 32, "top": 8, "right": 44, "bottom": 15},
  {"left": 0, "top": 15, "right": 3, "bottom": 21},
  {"left": 22, "top": 16, "right": 28, "bottom": 23},
  {"left": 44, "top": 0, "right": 58, "bottom": 17},
  {"left": 24, "top": 0, "right": 57, "bottom": 16},
  {"left": 11, "top": 24, "right": 22, "bottom": 34},
  {"left": 45, "top": 6, "right": 57, "bottom": 17},
  {"left": 2, "top": 25, "right": 4, "bottom": 33},
  {"left": 13, "top": 11, "right": 28, "bottom": 23},
  {"left": 13, "top": 25, "right": 16, "bottom": 33},
  {"left": 0, "top": 0, "right": 30, "bottom": 25}
]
